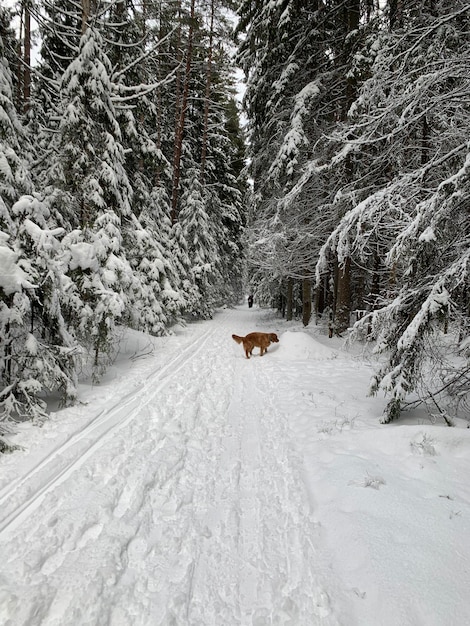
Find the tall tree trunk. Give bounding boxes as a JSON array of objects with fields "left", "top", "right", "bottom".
[
  {"left": 23, "top": 0, "right": 31, "bottom": 113},
  {"left": 142, "top": 0, "right": 147, "bottom": 37},
  {"left": 314, "top": 282, "right": 322, "bottom": 324},
  {"left": 335, "top": 256, "right": 351, "bottom": 334},
  {"left": 153, "top": 0, "right": 167, "bottom": 185},
  {"left": 370, "top": 247, "right": 381, "bottom": 309},
  {"left": 302, "top": 277, "right": 312, "bottom": 327},
  {"left": 170, "top": 0, "right": 183, "bottom": 195},
  {"left": 421, "top": 115, "right": 430, "bottom": 165},
  {"left": 171, "top": 0, "right": 195, "bottom": 223},
  {"left": 16, "top": 6, "right": 24, "bottom": 108},
  {"left": 200, "top": 0, "right": 215, "bottom": 184},
  {"left": 390, "top": 0, "right": 404, "bottom": 29},
  {"left": 114, "top": 0, "right": 125, "bottom": 61},
  {"left": 82, "top": 0, "right": 90, "bottom": 33},
  {"left": 333, "top": 0, "right": 359, "bottom": 334},
  {"left": 286, "top": 277, "right": 293, "bottom": 321},
  {"left": 82, "top": 0, "right": 96, "bottom": 32}
]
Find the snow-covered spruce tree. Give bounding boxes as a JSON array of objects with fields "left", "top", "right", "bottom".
[
  {"left": 197, "top": 98, "right": 246, "bottom": 312},
  {"left": 237, "top": 0, "right": 371, "bottom": 326},
  {"left": 0, "top": 31, "right": 33, "bottom": 208},
  {"left": 0, "top": 36, "right": 80, "bottom": 446},
  {"left": 193, "top": 86, "right": 246, "bottom": 310},
  {"left": 105, "top": 0, "right": 188, "bottom": 332},
  {"left": 236, "top": 0, "right": 296, "bottom": 309},
  {"left": 370, "top": 162, "right": 470, "bottom": 425},
  {"left": 169, "top": 218, "right": 200, "bottom": 317},
  {"left": 5, "top": 197, "right": 80, "bottom": 411},
  {"left": 0, "top": 34, "right": 34, "bottom": 444},
  {"left": 146, "top": 186, "right": 188, "bottom": 327},
  {"left": 112, "top": 99, "right": 179, "bottom": 336},
  {"left": 179, "top": 167, "right": 219, "bottom": 318},
  {"left": 126, "top": 191, "right": 187, "bottom": 335},
  {"left": 45, "top": 26, "right": 136, "bottom": 376},
  {"left": 159, "top": 0, "right": 247, "bottom": 314},
  {"left": 0, "top": 231, "right": 35, "bottom": 451},
  {"left": 172, "top": 19, "right": 247, "bottom": 318},
  {"left": 34, "top": 0, "right": 187, "bottom": 335},
  {"left": 0, "top": 7, "right": 20, "bottom": 109},
  {"left": 196, "top": 15, "right": 247, "bottom": 309},
  {"left": 26, "top": 0, "right": 77, "bottom": 172},
  {"left": 216, "top": 98, "right": 247, "bottom": 306},
  {"left": 317, "top": 0, "right": 470, "bottom": 423}
]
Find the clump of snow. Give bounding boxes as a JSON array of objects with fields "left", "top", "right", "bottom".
[
  {"left": 419, "top": 226, "right": 436, "bottom": 242},
  {"left": 273, "top": 330, "right": 339, "bottom": 361},
  {"left": 0, "top": 243, "right": 36, "bottom": 294},
  {"left": 68, "top": 242, "right": 99, "bottom": 271}
]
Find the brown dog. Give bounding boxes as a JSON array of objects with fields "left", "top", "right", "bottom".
[{"left": 232, "top": 332, "right": 279, "bottom": 359}]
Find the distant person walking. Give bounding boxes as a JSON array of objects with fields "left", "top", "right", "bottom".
[{"left": 248, "top": 294, "right": 254, "bottom": 308}]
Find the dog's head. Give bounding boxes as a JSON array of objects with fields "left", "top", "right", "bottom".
[{"left": 270, "top": 333, "right": 279, "bottom": 343}]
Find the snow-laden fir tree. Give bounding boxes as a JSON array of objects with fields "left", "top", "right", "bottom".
[
  {"left": 127, "top": 187, "right": 186, "bottom": 334},
  {"left": 104, "top": 0, "right": 187, "bottom": 333},
  {"left": 0, "top": 231, "right": 35, "bottom": 451},
  {"left": 179, "top": 167, "right": 220, "bottom": 318},
  {"left": 317, "top": 0, "right": 470, "bottom": 423},
  {"left": 237, "top": 0, "right": 369, "bottom": 325},
  {"left": 44, "top": 26, "right": 136, "bottom": 375},
  {"left": 168, "top": 217, "right": 201, "bottom": 320},
  {"left": 200, "top": 95, "right": 246, "bottom": 308},
  {"left": 7, "top": 197, "right": 80, "bottom": 412},
  {"left": 1, "top": 33, "right": 35, "bottom": 446},
  {"left": 146, "top": 186, "right": 188, "bottom": 326},
  {"left": 0, "top": 34, "right": 33, "bottom": 210},
  {"left": 0, "top": 36, "right": 79, "bottom": 446}
]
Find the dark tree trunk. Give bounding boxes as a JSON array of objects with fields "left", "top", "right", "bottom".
[
  {"left": 200, "top": 0, "right": 214, "bottom": 184},
  {"left": 302, "top": 277, "right": 312, "bottom": 327},
  {"left": 286, "top": 277, "right": 293, "bottom": 321},
  {"left": 171, "top": 0, "right": 195, "bottom": 223},
  {"left": 335, "top": 256, "right": 351, "bottom": 334},
  {"left": 390, "top": 0, "right": 404, "bottom": 29},
  {"left": 332, "top": 0, "right": 359, "bottom": 334},
  {"left": 23, "top": 0, "right": 31, "bottom": 112},
  {"left": 82, "top": 0, "right": 90, "bottom": 33}
]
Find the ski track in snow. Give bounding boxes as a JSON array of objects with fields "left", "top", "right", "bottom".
[
  {"left": 0, "top": 307, "right": 347, "bottom": 626},
  {"left": 0, "top": 319, "right": 219, "bottom": 535}
]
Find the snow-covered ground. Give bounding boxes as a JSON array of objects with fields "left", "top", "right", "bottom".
[{"left": 1, "top": 305, "right": 470, "bottom": 626}]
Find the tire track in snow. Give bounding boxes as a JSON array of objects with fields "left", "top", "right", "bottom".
[{"left": 0, "top": 310, "right": 235, "bottom": 538}]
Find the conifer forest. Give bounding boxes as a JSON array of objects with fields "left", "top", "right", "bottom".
[{"left": 0, "top": 0, "right": 469, "bottom": 449}]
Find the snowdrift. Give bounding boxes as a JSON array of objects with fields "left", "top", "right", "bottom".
[{"left": 273, "top": 330, "right": 339, "bottom": 361}]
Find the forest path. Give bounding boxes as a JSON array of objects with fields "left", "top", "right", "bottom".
[{"left": 0, "top": 306, "right": 350, "bottom": 625}]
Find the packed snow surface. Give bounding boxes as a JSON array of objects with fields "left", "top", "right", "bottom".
[{"left": 1, "top": 305, "right": 470, "bottom": 625}]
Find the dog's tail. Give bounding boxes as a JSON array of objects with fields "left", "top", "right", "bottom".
[{"left": 232, "top": 334, "right": 244, "bottom": 344}]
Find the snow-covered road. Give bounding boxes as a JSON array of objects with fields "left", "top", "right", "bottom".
[
  {"left": 0, "top": 307, "right": 343, "bottom": 625},
  {"left": 2, "top": 305, "right": 470, "bottom": 626}
]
